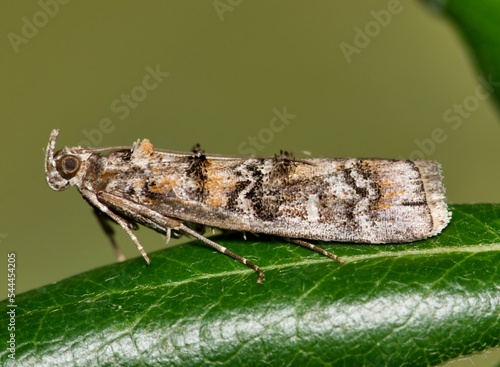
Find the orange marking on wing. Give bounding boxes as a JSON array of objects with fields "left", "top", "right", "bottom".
[
  {"left": 101, "top": 172, "right": 117, "bottom": 179},
  {"left": 149, "top": 177, "right": 180, "bottom": 194},
  {"left": 204, "top": 166, "right": 237, "bottom": 208},
  {"left": 139, "top": 139, "right": 154, "bottom": 155},
  {"left": 373, "top": 178, "right": 399, "bottom": 210},
  {"left": 376, "top": 187, "right": 406, "bottom": 210}
]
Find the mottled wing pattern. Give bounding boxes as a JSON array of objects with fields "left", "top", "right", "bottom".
[{"left": 95, "top": 140, "right": 449, "bottom": 243}]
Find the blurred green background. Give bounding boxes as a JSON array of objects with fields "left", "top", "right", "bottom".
[
  {"left": 2, "top": 1, "right": 500, "bottom": 365},
  {"left": 1, "top": 1, "right": 499, "bottom": 301}
]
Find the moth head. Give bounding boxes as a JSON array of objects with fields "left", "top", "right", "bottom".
[{"left": 45, "top": 129, "right": 91, "bottom": 191}]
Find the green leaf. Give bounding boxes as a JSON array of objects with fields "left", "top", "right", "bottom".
[
  {"left": 1, "top": 204, "right": 499, "bottom": 366},
  {"left": 430, "top": 0, "right": 500, "bottom": 108}
]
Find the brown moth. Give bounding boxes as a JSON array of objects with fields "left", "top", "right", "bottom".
[{"left": 45, "top": 129, "right": 451, "bottom": 283}]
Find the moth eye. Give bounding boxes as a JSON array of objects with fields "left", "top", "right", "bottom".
[{"left": 57, "top": 155, "right": 81, "bottom": 179}]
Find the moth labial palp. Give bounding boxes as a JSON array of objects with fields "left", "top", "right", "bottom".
[{"left": 45, "top": 129, "right": 451, "bottom": 283}]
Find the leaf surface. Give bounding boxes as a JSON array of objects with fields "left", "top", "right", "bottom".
[{"left": 1, "top": 204, "right": 499, "bottom": 366}]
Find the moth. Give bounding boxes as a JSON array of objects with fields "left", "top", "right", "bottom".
[{"left": 45, "top": 129, "right": 451, "bottom": 283}]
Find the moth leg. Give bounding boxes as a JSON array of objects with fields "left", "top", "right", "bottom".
[
  {"left": 179, "top": 224, "right": 266, "bottom": 284},
  {"left": 93, "top": 208, "right": 126, "bottom": 262},
  {"left": 80, "top": 189, "right": 151, "bottom": 264},
  {"left": 165, "top": 228, "right": 172, "bottom": 244},
  {"left": 97, "top": 191, "right": 266, "bottom": 283},
  {"left": 286, "top": 238, "right": 344, "bottom": 264}
]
